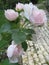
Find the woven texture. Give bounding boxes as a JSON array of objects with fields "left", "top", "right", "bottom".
[{"left": 22, "top": 26, "right": 49, "bottom": 65}]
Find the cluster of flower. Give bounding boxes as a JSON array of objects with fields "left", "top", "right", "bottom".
[
  {"left": 5, "top": 2, "right": 47, "bottom": 64},
  {"left": 5, "top": 3, "right": 47, "bottom": 26}
]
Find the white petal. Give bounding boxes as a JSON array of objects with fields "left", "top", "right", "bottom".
[{"left": 7, "top": 44, "right": 16, "bottom": 57}]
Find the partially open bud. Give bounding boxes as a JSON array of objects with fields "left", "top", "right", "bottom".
[
  {"left": 15, "top": 3, "right": 24, "bottom": 11},
  {"left": 5, "top": 9, "right": 18, "bottom": 21}
]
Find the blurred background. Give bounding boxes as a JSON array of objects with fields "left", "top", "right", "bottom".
[{"left": 0, "top": 0, "right": 48, "bottom": 10}]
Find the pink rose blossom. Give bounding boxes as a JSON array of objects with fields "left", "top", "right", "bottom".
[
  {"left": 15, "top": 3, "right": 24, "bottom": 11},
  {"left": 5, "top": 9, "right": 18, "bottom": 21},
  {"left": 30, "top": 9, "right": 47, "bottom": 26},
  {"left": 7, "top": 41, "right": 23, "bottom": 63}
]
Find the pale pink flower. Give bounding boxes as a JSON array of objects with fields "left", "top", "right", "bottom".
[
  {"left": 30, "top": 9, "right": 47, "bottom": 26},
  {"left": 15, "top": 3, "right": 24, "bottom": 11},
  {"left": 7, "top": 41, "right": 23, "bottom": 63},
  {"left": 5, "top": 9, "right": 18, "bottom": 21}
]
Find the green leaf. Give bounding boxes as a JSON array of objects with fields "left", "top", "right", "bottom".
[
  {"left": 26, "top": 34, "right": 32, "bottom": 40},
  {"left": 22, "top": 28, "right": 36, "bottom": 34},
  {"left": 0, "top": 23, "right": 11, "bottom": 33},
  {"left": 21, "top": 41, "right": 28, "bottom": 51},
  {"left": 12, "top": 30, "right": 26, "bottom": 44}
]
